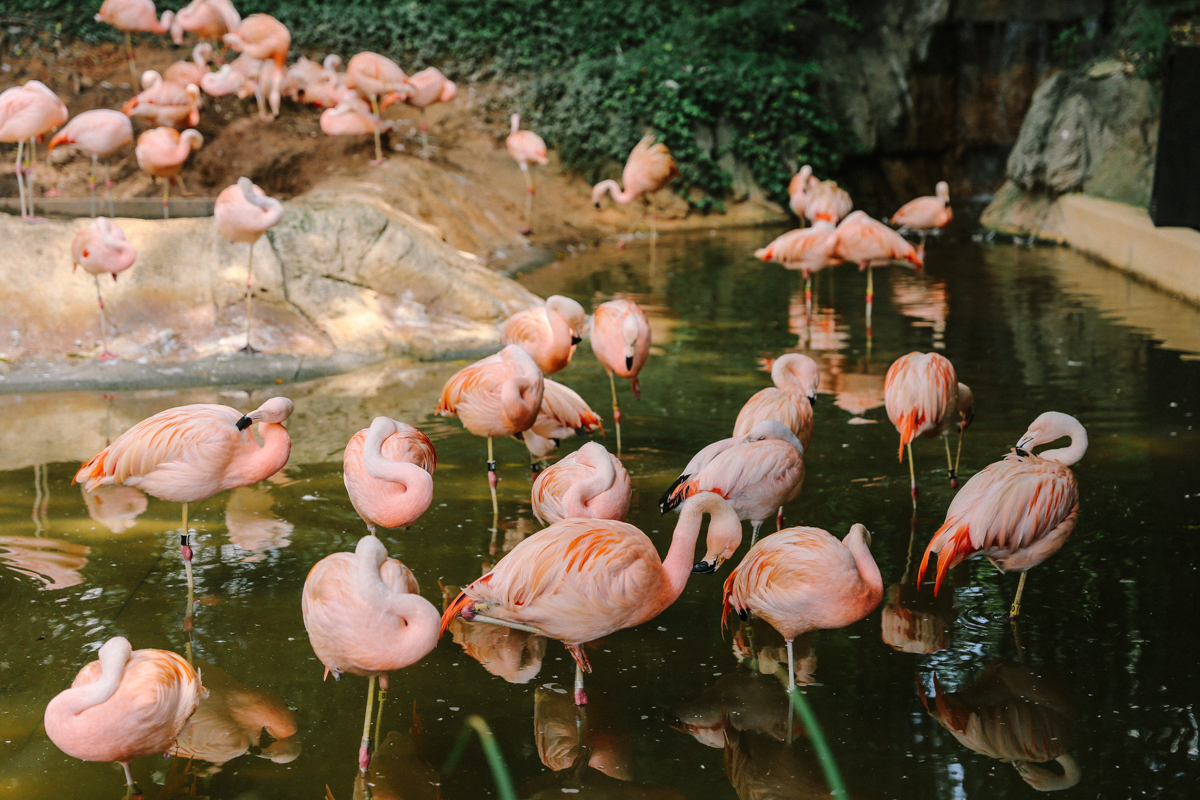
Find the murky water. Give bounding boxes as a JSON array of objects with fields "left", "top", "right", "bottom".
[{"left": 1, "top": 228, "right": 1198, "bottom": 799}]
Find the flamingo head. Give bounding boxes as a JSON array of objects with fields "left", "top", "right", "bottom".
[
  {"left": 237, "top": 397, "right": 294, "bottom": 429},
  {"left": 936, "top": 181, "right": 951, "bottom": 205},
  {"left": 685, "top": 492, "right": 743, "bottom": 574}
]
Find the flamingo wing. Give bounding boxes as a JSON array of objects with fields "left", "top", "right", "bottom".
[
  {"left": 723, "top": 528, "right": 849, "bottom": 626},
  {"left": 884, "top": 353, "right": 957, "bottom": 458},
  {"left": 501, "top": 307, "right": 551, "bottom": 354},
  {"left": 733, "top": 387, "right": 812, "bottom": 448},
  {"left": 624, "top": 135, "right": 679, "bottom": 197},
  {"left": 665, "top": 439, "right": 803, "bottom": 518},
  {"left": 534, "top": 379, "right": 602, "bottom": 438}
]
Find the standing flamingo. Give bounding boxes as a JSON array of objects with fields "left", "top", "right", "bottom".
[
  {"left": 48, "top": 110, "right": 134, "bottom": 216},
  {"left": 501, "top": 294, "right": 586, "bottom": 375},
  {"left": 804, "top": 180, "right": 853, "bottom": 225},
  {"left": 344, "top": 52, "right": 411, "bottom": 165},
  {"left": 723, "top": 523, "right": 882, "bottom": 694},
  {"left": 787, "top": 165, "right": 817, "bottom": 221},
  {"left": 44, "top": 636, "right": 203, "bottom": 795},
  {"left": 302, "top": 535, "right": 440, "bottom": 771},
  {"left": 343, "top": 416, "right": 436, "bottom": 535},
  {"left": 753, "top": 222, "right": 840, "bottom": 311},
  {"left": 520, "top": 378, "right": 603, "bottom": 471},
  {"left": 319, "top": 94, "right": 391, "bottom": 138},
  {"left": 95, "top": 0, "right": 176, "bottom": 82},
  {"left": 223, "top": 14, "right": 290, "bottom": 120},
  {"left": 171, "top": 0, "right": 240, "bottom": 46},
  {"left": 436, "top": 344, "right": 545, "bottom": 518},
  {"left": 884, "top": 351, "right": 974, "bottom": 500},
  {"left": 71, "top": 217, "right": 137, "bottom": 361},
  {"left": 506, "top": 113, "right": 549, "bottom": 234},
  {"left": 442, "top": 491, "right": 743, "bottom": 705},
  {"left": 591, "top": 134, "right": 680, "bottom": 243},
  {"left": 590, "top": 298, "right": 651, "bottom": 454},
  {"left": 660, "top": 420, "right": 806, "bottom": 547},
  {"left": 382, "top": 67, "right": 456, "bottom": 159},
  {"left": 0, "top": 81, "right": 68, "bottom": 221},
  {"left": 531, "top": 442, "right": 631, "bottom": 525},
  {"left": 919, "top": 412, "right": 1086, "bottom": 618},
  {"left": 834, "top": 210, "right": 923, "bottom": 339},
  {"left": 733, "top": 353, "right": 820, "bottom": 450},
  {"left": 891, "top": 181, "right": 953, "bottom": 255},
  {"left": 135, "top": 127, "right": 203, "bottom": 219},
  {"left": 213, "top": 177, "right": 284, "bottom": 352}
]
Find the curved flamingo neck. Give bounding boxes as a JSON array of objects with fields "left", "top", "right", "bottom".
[
  {"left": 226, "top": 422, "right": 291, "bottom": 488},
  {"left": 54, "top": 643, "right": 129, "bottom": 717},
  {"left": 363, "top": 428, "right": 434, "bottom": 509},
  {"left": 511, "top": 113, "right": 520, "bottom": 134},
  {"left": 1037, "top": 419, "right": 1088, "bottom": 466},
  {"left": 562, "top": 453, "right": 615, "bottom": 516},
  {"left": 844, "top": 529, "right": 883, "bottom": 605},
  {"left": 501, "top": 372, "right": 539, "bottom": 424},
  {"left": 660, "top": 505, "right": 706, "bottom": 605},
  {"left": 592, "top": 179, "right": 634, "bottom": 205}
]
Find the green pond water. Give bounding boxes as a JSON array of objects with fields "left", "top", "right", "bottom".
[{"left": 0, "top": 227, "right": 1197, "bottom": 799}]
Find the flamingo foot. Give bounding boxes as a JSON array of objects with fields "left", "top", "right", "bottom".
[
  {"left": 574, "top": 687, "right": 588, "bottom": 706},
  {"left": 487, "top": 462, "right": 498, "bottom": 489},
  {"left": 20, "top": 215, "right": 48, "bottom": 224},
  {"left": 950, "top": 473, "right": 959, "bottom": 489},
  {"left": 911, "top": 484, "right": 919, "bottom": 500},
  {"left": 368, "top": 158, "right": 384, "bottom": 167},
  {"left": 518, "top": 226, "right": 532, "bottom": 235},
  {"left": 358, "top": 744, "right": 371, "bottom": 772},
  {"left": 616, "top": 239, "right": 626, "bottom": 251},
  {"left": 97, "top": 350, "right": 119, "bottom": 362},
  {"left": 181, "top": 543, "right": 193, "bottom": 561}
]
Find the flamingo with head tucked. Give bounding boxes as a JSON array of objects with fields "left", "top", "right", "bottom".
[
  {"left": 520, "top": 378, "right": 603, "bottom": 470},
  {"left": 165, "top": 43, "right": 214, "bottom": 88},
  {"left": 135, "top": 126, "right": 203, "bottom": 219},
  {"left": 343, "top": 417, "right": 436, "bottom": 535},
  {"left": 171, "top": 0, "right": 240, "bottom": 46},
  {"left": 48, "top": 109, "right": 133, "bottom": 216},
  {"left": 122, "top": 71, "right": 202, "bottom": 129},
  {"left": 804, "top": 180, "right": 853, "bottom": 225},
  {"left": 531, "top": 441, "right": 631, "bottom": 525},
  {"left": 223, "top": 14, "right": 290, "bottom": 120},
  {"left": 506, "top": 113, "right": 549, "bottom": 234},
  {"left": 733, "top": 353, "right": 820, "bottom": 450},
  {"left": 213, "top": 177, "right": 284, "bottom": 352},
  {"left": 891, "top": 181, "right": 953, "bottom": 255},
  {"left": 95, "top": 0, "right": 176, "bottom": 81},
  {"left": 589, "top": 298, "right": 651, "bottom": 454},
  {"left": 501, "top": 294, "right": 586, "bottom": 375},
  {"left": 71, "top": 217, "right": 137, "bottom": 361},
  {"left": 344, "top": 52, "right": 411, "bottom": 165},
  {"left": 591, "top": 134, "right": 679, "bottom": 242},
  {"left": 787, "top": 165, "right": 817, "bottom": 221}
]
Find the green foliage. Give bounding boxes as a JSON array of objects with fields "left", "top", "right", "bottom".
[
  {"left": 1052, "top": 17, "right": 1101, "bottom": 67},
  {"left": 1114, "top": 1, "right": 1191, "bottom": 77}
]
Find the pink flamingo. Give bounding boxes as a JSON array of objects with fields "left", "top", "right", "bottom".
[
  {"left": 833, "top": 210, "right": 924, "bottom": 338},
  {"left": 442, "top": 491, "right": 744, "bottom": 705},
  {"left": 302, "top": 534, "right": 440, "bottom": 771},
  {"left": 436, "top": 344, "right": 545, "bottom": 517},
  {"left": 891, "top": 181, "right": 953, "bottom": 254},
  {"left": 804, "top": 180, "right": 853, "bottom": 225},
  {"left": 919, "top": 412, "right": 1086, "bottom": 618},
  {"left": 506, "top": 113, "right": 549, "bottom": 234},
  {"left": 591, "top": 134, "right": 680, "bottom": 242},
  {"left": 0, "top": 81, "right": 67, "bottom": 221},
  {"left": 44, "top": 636, "right": 203, "bottom": 795},
  {"left": 171, "top": 0, "right": 240, "bottom": 46},
  {"left": 520, "top": 377, "right": 603, "bottom": 469},
  {"left": 71, "top": 217, "right": 137, "bottom": 361},
  {"left": 199, "top": 64, "right": 244, "bottom": 97},
  {"left": 787, "top": 165, "right": 817, "bottom": 220},
  {"left": 74, "top": 397, "right": 293, "bottom": 602},
  {"left": 95, "top": 0, "right": 176, "bottom": 81},
  {"left": 213, "top": 177, "right": 284, "bottom": 352},
  {"left": 287, "top": 55, "right": 345, "bottom": 107},
  {"left": 382, "top": 67, "right": 457, "bottom": 159},
  {"left": 48, "top": 109, "right": 133, "bottom": 216},
  {"left": 164, "top": 43, "right": 214, "bottom": 87},
  {"left": 661, "top": 420, "right": 806, "bottom": 547},
  {"left": 733, "top": 353, "right": 820, "bottom": 449},
  {"left": 122, "top": 71, "right": 201, "bottom": 129},
  {"left": 135, "top": 126, "right": 203, "bottom": 219},
  {"left": 753, "top": 222, "right": 840, "bottom": 310},
  {"left": 501, "top": 294, "right": 586, "bottom": 375},
  {"left": 344, "top": 52, "right": 411, "bottom": 165},
  {"left": 223, "top": 14, "right": 290, "bottom": 120},
  {"left": 590, "top": 298, "right": 651, "bottom": 453},
  {"left": 723, "top": 523, "right": 882, "bottom": 694},
  {"left": 884, "top": 351, "right": 974, "bottom": 499},
  {"left": 531, "top": 441, "right": 631, "bottom": 525},
  {"left": 343, "top": 416, "right": 436, "bottom": 534},
  {"left": 319, "top": 95, "right": 392, "bottom": 138}
]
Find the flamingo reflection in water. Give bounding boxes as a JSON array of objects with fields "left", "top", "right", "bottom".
[
  {"left": 440, "top": 581, "right": 547, "bottom": 685},
  {"left": 225, "top": 484, "right": 294, "bottom": 561},
  {"left": 536, "top": 686, "right": 632, "bottom": 780},
  {"left": 731, "top": 619, "right": 818, "bottom": 689},
  {"left": 673, "top": 656, "right": 807, "bottom": 749},
  {"left": 0, "top": 536, "right": 91, "bottom": 590},
  {"left": 880, "top": 582, "right": 955, "bottom": 654},
  {"left": 521, "top": 748, "right": 683, "bottom": 800},
  {"left": 350, "top": 709, "right": 441, "bottom": 800},
  {"left": 82, "top": 485, "right": 147, "bottom": 534},
  {"left": 890, "top": 271, "right": 949, "bottom": 349}
]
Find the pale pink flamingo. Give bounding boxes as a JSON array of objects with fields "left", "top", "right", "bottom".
[
  {"left": 381, "top": 66, "right": 456, "bottom": 159},
  {"left": 213, "top": 177, "right": 284, "bottom": 351},
  {"left": 44, "top": 636, "right": 203, "bottom": 795},
  {"left": 74, "top": 397, "right": 293, "bottom": 602},
  {"left": 442, "top": 491, "right": 744, "bottom": 705},
  {"left": 436, "top": 344, "right": 545, "bottom": 517},
  {"left": 223, "top": 14, "right": 290, "bottom": 120},
  {"left": 520, "top": 377, "right": 603, "bottom": 469},
  {"left": 507, "top": 113, "right": 549, "bottom": 234},
  {"left": 660, "top": 420, "right": 805, "bottom": 547},
  {"left": 286, "top": 55, "right": 345, "bottom": 107},
  {"left": 502, "top": 294, "right": 586, "bottom": 375},
  {"left": 343, "top": 416, "right": 436, "bottom": 534},
  {"left": 319, "top": 95, "right": 392, "bottom": 138},
  {"left": 590, "top": 298, "right": 651, "bottom": 453},
  {"left": 95, "top": 0, "right": 176, "bottom": 81},
  {"left": 919, "top": 412, "right": 1086, "bottom": 618},
  {"left": 531, "top": 441, "right": 631, "bottom": 525},
  {"left": 71, "top": 217, "right": 137, "bottom": 361},
  {"left": 344, "top": 52, "right": 411, "bottom": 164},
  {"left": 302, "top": 534, "right": 440, "bottom": 771},
  {"left": 891, "top": 181, "right": 953, "bottom": 254},
  {"left": 591, "top": 134, "right": 680, "bottom": 242},
  {"left": 122, "top": 71, "right": 202, "bottom": 129},
  {"left": 48, "top": 109, "right": 133, "bottom": 216},
  {"left": 834, "top": 209, "right": 923, "bottom": 338},
  {"left": 733, "top": 353, "right": 820, "bottom": 449},
  {"left": 787, "top": 165, "right": 817, "bottom": 220},
  {"left": 171, "top": 0, "right": 240, "bottom": 46},
  {"left": 884, "top": 351, "right": 973, "bottom": 499},
  {"left": 0, "top": 81, "right": 67, "bottom": 221},
  {"left": 723, "top": 523, "right": 881, "bottom": 694},
  {"left": 281, "top": 56, "right": 325, "bottom": 101},
  {"left": 442, "top": 581, "right": 547, "bottom": 684},
  {"left": 164, "top": 43, "right": 214, "bottom": 87},
  {"left": 199, "top": 64, "right": 245, "bottom": 97},
  {"left": 753, "top": 221, "right": 840, "bottom": 310},
  {"left": 804, "top": 179, "right": 853, "bottom": 225},
  {"left": 135, "top": 126, "right": 202, "bottom": 219}
]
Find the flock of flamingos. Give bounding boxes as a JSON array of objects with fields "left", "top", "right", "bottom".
[{"left": 4, "top": 0, "right": 1091, "bottom": 795}]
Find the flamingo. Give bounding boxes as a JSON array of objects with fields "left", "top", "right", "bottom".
[
  {"left": 95, "top": 0, "right": 176, "bottom": 82},
  {"left": 223, "top": 14, "right": 290, "bottom": 120},
  {"left": 382, "top": 67, "right": 456, "bottom": 159},
  {"left": 164, "top": 43, "right": 214, "bottom": 87},
  {"left": 660, "top": 420, "right": 806, "bottom": 548},
  {"left": 213, "top": 177, "right": 284, "bottom": 352},
  {"left": 884, "top": 351, "right": 974, "bottom": 499},
  {"left": 753, "top": 222, "right": 840, "bottom": 310},
  {"left": 73, "top": 397, "right": 293, "bottom": 606},
  {"left": 834, "top": 210, "right": 924, "bottom": 338},
  {"left": 343, "top": 416, "right": 436, "bottom": 535},
  {"left": 506, "top": 113, "right": 549, "bottom": 234},
  {"left": 135, "top": 126, "right": 203, "bottom": 219},
  {"left": 286, "top": 55, "right": 345, "bottom": 107},
  {"left": 501, "top": 294, "right": 586, "bottom": 375},
  {"left": 520, "top": 377, "right": 603, "bottom": 470},
  {"left": 121, "top": 71, "right": 201, "bottom": 129},
  {"left": 319, "top": 94, "right": 392, "bottom": 138},
  {"left": 199, "top": 63, "right": 246, "bottom": 97},
  {"left": 804, "top": 180, "right": 853, "bottom": 225},
  {"left": 918, "top": 412, "right": 1086, "bottom": 618},
  {"left": 48, "top": 110, "right": 133, "bottom": 216},
  {"left": 435, "top": 344, "right": 545, "bottom": 518},
  {"left": 171, "top": 0, "right": 240, "bottom": 46},
  {"left": 589, "top": 298, "right": 651, "bottom": 454},
  {"left": 591, "top": 134, "right": 680, "bottom": 243},
  {"left": 0, "top": 81, "right": 68, "bottom": 221},
  {"left": 531, "top": 441, "right": 631, "bottom": 525},
  {"left": 71, "top": 217, "right": 137, "bottom": 361},
  {"left": 344, "top": 52, "right": 411, "bottom": 165},
  {"left": 891, "top": 181, "right": 953, "bottom": 255},
  {"left": 302, "top": 535, "right": 440, "bottom": 772},
  {"left": 43, "top": 636, "right": 203, "bottom": 795},
  {"left": 787, "top": 165, "right": 817, "bottom": 221},
  {"left": 442, "top": 491, "right": 744, "bottom": 706},
  {"left": 733, "top": 353, "right": 820, "bottom": 449}
]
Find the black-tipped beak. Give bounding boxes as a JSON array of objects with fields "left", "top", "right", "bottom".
[
  {"left": 236, "top": 415, "right": 253, "bottom": 431},
  {"left": 593, "top": 202, "right": 601, "bottom": 209},
  {"left": 1015, "top": 448, "right": 1029, "bottom": 458},
  {"left": 625, "top": 355, "right": 634, "bottom": 370},
  {"left": 737, "top": 608, "right": 749, "bottom": 622},
  {"left": 571, "top": 335, "right": 582, "bottom": 345},
  {"left": 808, "top": 393, "right": 817, "bottom": 404},
  {"left": 692, "top": 561, "right": 716, "bottom": 574}
]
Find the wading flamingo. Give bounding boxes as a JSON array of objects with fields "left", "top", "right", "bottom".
[
  {"left": 71, "top": 217, "right": 137, "bottom": 361},
  {"left": 507, "top": 113, "right": 549, "bottom": 234},
  {"left": 753, "top": 222, "right": 840, "bottom": 310},
  {"left": 95, "top": 0, "right": 176, "bottom": 81},
  {"left": 531, "top": 441, "right": 631, "bottom": 525},
  {"left": 520, "top": 377, "right": 603, "bottom": 470},
  {"left": 884, "top": 351, "right": 973, "bottom": 500},
  {"left": 302, "top": 535, "right": 440, "bottom": 772},
  {"left": 918, "top": 412, "right": 1086, "bottom": 618},
  {"left": 213, "top": 177, "right": 284, "bottom": 352},
  {"left": 135, "top": 127, "right": 203, "bottom": 219},
  {"left": 834, "top": 210, "right": 923, "bottom": 338},
  {"left": 223, "top": 14, "right": 290, "bottom": 120},
  {"left": 733, "top": 353, "right": 820, "bottom": 449},
  {"left": 436, "top": 345, "right": 545, "bottom": 518},
  {"left": 501, "top": 294, "right": 586, "bottom": 375},
  {"left": 787, "top": 165, "right": 817, "bottom": 221},
  {"left": 661, "top": 420, "right": 805, "bottom": 547},
  {"left": 442, "top": 491, "right": 743, "bottom": 705},
  {"left": 74, "top": 397, "right": 293, "bottom": 611},
  {"left": 343, "top": 416, "right": 436, "bottom": 535},
  {"left": 0, "top": 81, "right": 68, "bottom": 221},
  {"left": 891, "top": 181, "right": 953, "bottom": 254},
  {"left": 804, "top": 180, "right": 853, "bottom": 225},
  {"left": 121, "top": 71, "right": 201, "bottom": 129},
  {"left": 48, "top": 110, "right": 134, "bottom": 216},
  {"left": 723, "top": 524, "right": 882, "bottom": 694},
  {"left": 44, "top": 636, "right": 203, "bottom": 795},
  {"left": 164, "top": 43, "right": 213, "bottom": 87},
  {"left": 344, "top": 52, "right": 411, "bottom": 165},
  {"left": 382, "top": 67, "right": 456, "bottom": 158},
  {"left": 591, "top": 134, "right": 680, "bottom": 243},
  {"left": 590, "top": 298, "right": 651, "bottom": 454},
  {"left": 171, "top": 0, "right": 240, "bottom": 46}
]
